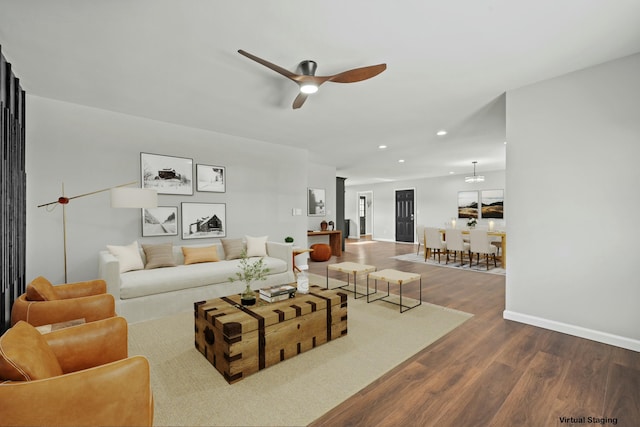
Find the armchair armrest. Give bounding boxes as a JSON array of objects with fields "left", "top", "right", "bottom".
[
  {"left": 45, "top": 317, "right": 128, "bottom": 373},
  {"left": 266, "top": 241, "right": 293, "bottom": 271},
  {"left": 0, "top": 356, "right": 154, "bottom": 427},
  {"left": 11, "top": 293, "right": 116, "bottom": 327},
  {"left": 54, "top": 279, "right": 107, "bottom": 298}
]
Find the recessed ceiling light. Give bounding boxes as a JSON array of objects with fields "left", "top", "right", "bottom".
[
  {"left": 449, "top": 171, "right": 455, "bottom": 174},
  {"left": 378, "top": 145, "right": 387, "bottom": 149},
  {"left": 398, "top": 159, "right": 405, "bottom": 163},
  {"left": 504, "top": 141, "right": 508, "bottom": 144},
  {"left": 436, "top": 130, "right": 447, "bottom": 136}
]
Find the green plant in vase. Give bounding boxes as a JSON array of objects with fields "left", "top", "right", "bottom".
[
  {"left": 229, "top": 250, "right": 270, "bottom": 306},
  {"left": 467, "top": 217, "right": 478, "bottom": 228}
]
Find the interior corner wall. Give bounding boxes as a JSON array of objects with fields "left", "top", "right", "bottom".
[
  {"left": 505, "top": 53, "right": 640, "bottom": 351},
  {"left": 26, "top": 96, "right": 309, "bottom": 284},
  {"left": 345, "top": 170, "right": 506, "bottom": 241},
  {"left": 306, "top": 162, "right": 337, "bottom": 246}
]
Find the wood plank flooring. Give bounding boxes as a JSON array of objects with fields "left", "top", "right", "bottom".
[{"left": 307, "top": 240, "right": 640, "bottom": 427}]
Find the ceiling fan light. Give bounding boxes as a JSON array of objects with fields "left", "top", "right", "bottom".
[{"left": 300, "top": 84, "right": 318, "bottom": 94}]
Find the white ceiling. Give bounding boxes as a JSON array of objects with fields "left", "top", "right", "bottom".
[{"left": 1, "top": 1, "right": 639, "bottom": 185}]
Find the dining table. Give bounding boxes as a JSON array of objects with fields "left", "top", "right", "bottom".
[{"left": 439, "top": 229, "right": 507, "bottom": 268}]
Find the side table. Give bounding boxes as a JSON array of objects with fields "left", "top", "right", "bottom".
[
  {"left": 326, "top": 261, "right": 376, "bottom": 299},
  {"left": 367, "top": 269, "right": 422, "bottom": 313}
]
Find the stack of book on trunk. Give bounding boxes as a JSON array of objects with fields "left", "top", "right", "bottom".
[{"left": 259, "top": 284, "right": 296, "bottom": 302}]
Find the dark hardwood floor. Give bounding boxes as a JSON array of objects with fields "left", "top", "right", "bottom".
[{"left": 307, "top": 240, "right": 640, "bottom": 427}]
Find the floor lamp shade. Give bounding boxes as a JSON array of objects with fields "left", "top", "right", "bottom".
[{"left": 110, "top": 187, "right": 158, "bottom": 208}]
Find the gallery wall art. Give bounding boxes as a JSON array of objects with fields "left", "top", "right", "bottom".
[
  {"left": 142, "top": 206, "right": 178, "bottom": 237},
  {"left": 181, "top": 202, "right": 226, "bottom": 239},
  {"left": 457, "top": 191, "right": 479, "bottom": 219},
  {"left": 141, "top": 152, "right": 193, "bottom": 195},
  {"left": 480, "top": 189, "right": 504, "bottom": 219},
  {"left": 308, "top": 188, "right": 326, "bottom": 216},
  {"left": 196, "top": 164, "right": 225, "bottom": 193}
]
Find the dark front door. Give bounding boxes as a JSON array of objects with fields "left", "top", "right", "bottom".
[
  {"left": 395, "top": 189, "right": 415, "bottom": 242},
  {"left": 359, "top": 196, "right": 366, "bottom": 235}
]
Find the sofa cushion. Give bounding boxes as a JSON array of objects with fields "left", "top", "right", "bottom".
[
  {"left": 182, "top": 245, "right": 220, "bottom": 265},
  {"left": 26, "top": 276, "right": 59, "bottom": 301},
  {"left": 246, "top": 235, "right": 268, "bottom": 257},
  {"left": 119, "top": 256, "right": 289, "bottom": 300},
  {"left": 221, "top": 238, "right": 244, "bottom": 260},
  {"left": 142, "top": 243, "right": 176, "bottom": 269},
  {"left": 0, "top": 321, "right": 63, "bottom": 381},
  {"left": 107, "top": 241, "right": 144, "bottom": 273}
]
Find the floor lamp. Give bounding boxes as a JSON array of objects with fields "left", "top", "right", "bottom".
[{"left": 38, "top": 181, "right": 157, "bottom": 282}]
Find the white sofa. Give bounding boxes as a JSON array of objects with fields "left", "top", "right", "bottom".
[{"left": 98, "top": 241, "right": 295, "bottom": 323}]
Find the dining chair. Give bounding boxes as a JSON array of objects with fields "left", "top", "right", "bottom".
[
  {"left": 424, "top": 227, "right": 448, "bottom": 264},
  {"left": 469, "top": 229, "right": 498, "bottom": 270},
  {"left": 416, "top": 224, "right": 425, "bottom": 255},
  {"left": 445, "top": 228, "right": 470, "bottom": 266}
]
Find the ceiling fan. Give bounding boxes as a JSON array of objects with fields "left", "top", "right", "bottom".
[{"left": 238, "top": 49, "right": 387, "bottom": 109}]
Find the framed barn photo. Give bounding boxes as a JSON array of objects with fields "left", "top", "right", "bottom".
[
  {"left": 196, "top": 164, "right": 226, "bottom": 193},
  {"left": 481, "top": 189, "right": 504, "bottom": 219},
  {"left": 141, "top": 152, "right": 193, "bottom": 195},
  {"left": 142, "top": 206, "right": 178, "bottom": 237},
  {"left": 181, "top": 202, "right": 226, "bottom": 240},
  {"left": 457, "top": 191, "right": 479, "bottom": 219},
  {"left": 307, "top": 188, "right": 326, "bottom": 216}
]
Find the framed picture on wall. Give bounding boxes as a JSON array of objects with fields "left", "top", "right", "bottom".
[
  {"left": 457, "top": 191, "right": 478, "bottom": 219},
  {"left": 141, "top": 152, "right": 193, "bottom": 195},
  {"left": 142, "top": 206, "right": 178, "bottom": 237},
  {"left": 308, "top": 188, "right": 326, "bottom": 216},
  {"left": 181, "top": 202, "right": 226, "bottom": 239},
  {"left": 481, "top": 189, "right": 504, "bottom": 219},
  {"left": 196, "top": 164, "right": 226, "bottom": 193}
]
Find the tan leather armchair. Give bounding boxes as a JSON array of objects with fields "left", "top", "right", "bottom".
[
  {"left": 0, "top": 317, "right": 153, "bottom": 426},
  {"left": 11, "top": 276, "right": 116, "bottom": 327}
]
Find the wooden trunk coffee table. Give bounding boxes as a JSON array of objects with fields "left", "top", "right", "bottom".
[{"left": 194, "top": 285, "right": 348, "bottom": 384}]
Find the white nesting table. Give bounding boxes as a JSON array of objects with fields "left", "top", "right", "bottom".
[
  {"left": 367, "top": 269, "right": 422, "bottom": 313},
  {"left": 326, "top": 261, "right": 376, "bottom": 299}
]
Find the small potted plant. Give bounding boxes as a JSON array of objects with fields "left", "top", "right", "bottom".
[
  {"left": 467, "top": 217, "right": 478, "bottom": 228},
  {"left": 228, "top": 250, "right": 270, "bottom": 306},
  {"left": 284, "top": 236, "right": 294, "bottom": 243}
]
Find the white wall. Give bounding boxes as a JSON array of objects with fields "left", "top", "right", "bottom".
[
  {"left": 505, "top": 53, "right": 640, "bottom": 351},
  {"left": 346, "top": 170, "right": 506, "bottom": 241},
  {"left": 26, "top": 96, "right": 311, "bottom": 283}
]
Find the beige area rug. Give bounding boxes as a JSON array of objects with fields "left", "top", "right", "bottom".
[
  {"left": 392, "top": 252, "right": 506, "bottom": 275},
  {"left": 128, "top": 274, "right": 472, "bottom": 427}
]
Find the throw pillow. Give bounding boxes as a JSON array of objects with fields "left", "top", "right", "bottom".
[
  {"left": 182, "top": 245, "right": 220, "bottom": 265},
  {"left": 220, "top": 238, "right": 244, "bottom": 260},
  {"left": 142, "top": 243, "right": 176, "bottom": 269},
  {"left": 245, "top": 235, "right": 268, "bottom": 257},
  {"left": 25, "top": 276, "right": 59, "bottom": 301},
  {"left": 106, "top": 241, "right": 144, "bottom": 273},
  {"left": 0, "top": 321, "right": 63, "bottom": 381}
]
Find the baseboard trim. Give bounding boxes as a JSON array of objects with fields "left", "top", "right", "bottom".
[{"left": 503, "top": 310, "right": 640, "bottom": 352}]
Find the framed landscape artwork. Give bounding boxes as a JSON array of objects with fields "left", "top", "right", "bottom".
[
  {"left": 308, "top": 188, "right": 326, "bottom": 216},
  {"left": 142, "top": 206, "right": 178, "bottom": 237},
  {"left": 141, "top": 152, "right": 193, "bottom": 195},
  {"left": 457, "top": 191, "right": 479, "bottom": 219},
  {"left": 481, "top": 189, "right": 504, "bottom": 219},
  {"left": 196, "top": 164, "right": 226, "bottom": 193},
  {"left": 181, "top": 202, "right": 226, "bottom": 240}
]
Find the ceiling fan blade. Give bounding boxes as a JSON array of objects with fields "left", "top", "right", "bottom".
[
  {"left": 238, "top": 49, "right": 298, "bottom": 81},
  {"left": 292, "top": 93, "right": 309, "bottom": 109},
  {"left": 328, "top": 64, "right": 387, "bottom": 83}
]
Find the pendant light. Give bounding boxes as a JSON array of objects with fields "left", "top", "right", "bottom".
[{"left": 465, "top": 161, "right": 485, "bottom": 183}]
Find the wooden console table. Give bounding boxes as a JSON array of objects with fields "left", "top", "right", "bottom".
[{"left": 308, "top": 230, "right": 343, "bottom": 257}]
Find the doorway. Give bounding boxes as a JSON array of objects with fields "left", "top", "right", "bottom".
[
  {"left": 395, "top": 189, "right": 415, "bottom": 242},
  {"left": 356, "top": 191, "right": 373, "bottom": 237}
]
